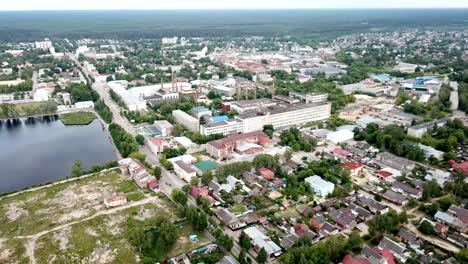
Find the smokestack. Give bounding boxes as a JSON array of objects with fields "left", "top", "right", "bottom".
[
  {"left": 245, "top": 84, "right": 248, "bottom": 100},
  {"left": 161, "top": 77, "right": 163, "bottom": 90},
  {"left": 172, "top": 72, "right": 175, "bottom": 92},
  {"left": 237, "top": 83, "right": 241, "bottom": 101},
  {"left": 272, "top": 78, "right": 276, "bottom": 100},
  {"left": 254, "top": 85, "right": 257, "bottom": 99}
]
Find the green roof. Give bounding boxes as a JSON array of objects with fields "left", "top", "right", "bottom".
[{"left": 194, "top": 160, "right": 219, "bottom": 172}]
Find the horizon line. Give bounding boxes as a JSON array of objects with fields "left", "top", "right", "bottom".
[{"left": 1, "top": 7, "right": 468, "bottom": 12}]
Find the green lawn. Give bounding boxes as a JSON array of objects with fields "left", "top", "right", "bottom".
[{"left": 60, "top": 111, "right": 96, "bottom": 125}]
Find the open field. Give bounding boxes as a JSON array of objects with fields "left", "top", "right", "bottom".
[
  {"left": 60, "top": 111, "right": 96, "bottom": 125},
  {"left": 0, "top": 171, "right": 186, "bottom": 263},
  {"left": 169, "top": 224, "right": 211, "bottom": 259}
]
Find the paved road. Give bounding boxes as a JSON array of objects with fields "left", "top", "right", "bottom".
[{"left": 69, "top": 53, "right": 136, "bottom": 135}]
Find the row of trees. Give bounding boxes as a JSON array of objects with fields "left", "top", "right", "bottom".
[{"left": 108, "top": 123, "right": 139, "bottom": 158}]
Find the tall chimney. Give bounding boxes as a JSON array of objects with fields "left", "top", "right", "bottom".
[
  {"left": 237, "top": 83, "right": 241, "bottom": 101},
  {"left": 272, "top": 78, "right": 276, "bottom": 100},
  {"left": 245, "top": 84, "right": 248, "bottom": 100},
  {"left": 161, "top": 77, "right": 163, "bottom": 90},
  {"left": 171, "top": 72, "right": 175, "bottom": 92},
  {"left": 254, "top": 85, "right": 257, "bottom": 99}
]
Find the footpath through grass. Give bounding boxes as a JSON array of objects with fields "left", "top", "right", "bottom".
[{"left": 60, "top": 111, "right": 96, "bottom": 125}]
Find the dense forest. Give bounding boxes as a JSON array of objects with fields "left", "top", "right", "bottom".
[{"left": 0, "top": 9, "right": 467, "bottom": 41}]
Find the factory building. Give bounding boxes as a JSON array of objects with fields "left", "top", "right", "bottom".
[{"left": 172, "top": 110, "right": 200, "bottom": 132}]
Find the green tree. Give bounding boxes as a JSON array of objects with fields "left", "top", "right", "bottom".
[
  {"left": 418, "top": 220, "right": 435, "bottom": 235},
  {"left": 201, "top": 171, "right": 214, "bottom": 186},
  {"left": 127, "top": 216, "right": 178, "bottom": 262},
  {"left": 456, "top": 248, "right": 468, "bottom": 264},
  {"left": 135, "top": 135, "right": 145, "bottom": 145},
  {"left": 70, "top": 160, "right": 83, "bottom": 177},
  {"left": 256, "top": 248, "right": 268, "bottom": 264},
  {"left": 172, "top": 189, "right": 188, "bottom": 205},
  {"left": 239, "top": 231, "right": 252, "bottom": 251}
]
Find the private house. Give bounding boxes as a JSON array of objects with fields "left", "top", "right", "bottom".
[
  {"left": 378, "top": 237, "right": 408, "bottom": 263},
  {"left": 398, "top": 229, "right": 421, "bottom": 249},
  {"left": 391, "top": 181, "right": 423, "bottom": 199},
  {"left": 383, "top": 190, "right": 408, "bottom": 205},
  {"left": 258, "top": 168, "right": 275, "bottom": 180},
  {"left": 118, "top": 158, "right": 156, "bottom": 189},
  {"left": 243, "top": 226, "right": 282, "bottom": 258},
  {"left": 216, "top": 208, "right": 245, "bottom": 230},
  {"left": 343, "top": 162, "right": 364, "bottom": 177}
]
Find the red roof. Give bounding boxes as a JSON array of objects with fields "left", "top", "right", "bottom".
[
  {"left": 377, "top": 248, "right": 396, "bottom": 264},
  {"left": 293, "top": 224, "right": 308, "bottom": 236},
  {"left": 377, "top": 170, "right": 393, "bottom": 178},
  {"left": 147, "top": 136, "right": 164, "bottom": 146},
  {"left": 434, "top": 222, "right": 448, "bottom": 233},
  {"left": 147, "top": 180, "right": 159, "bottom": 190},
  {"left": 448, "top": 160, "right": 468, "bottom": 174},
  {"left": 190, "top": 186, "right": 209, "bottom": 197},
  {"left": 341, "top": 255, "right": 369, "bottom": 264},
  {"left": 344, "top": 162, "right": 364, "bottom": 170},
  {"left": 273, "top": 179, "right": 284, "bottom": 186},
  {"left": 258, "top": 168, "right": 274, "bottom": 180},
  {"left": 333, "top": 148, "right": 350, "bottom": 157}
]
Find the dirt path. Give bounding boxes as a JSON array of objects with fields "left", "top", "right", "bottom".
[
  {"left": 405, "top": 223, "right": 460, "bottom": 254},
  {"left": 17, "top": 196, "right": 159, "bottom": 264}
]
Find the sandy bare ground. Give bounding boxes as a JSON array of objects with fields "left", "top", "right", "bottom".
[{"left": 17, "top": 196, "right": 159, "bottom": 264}]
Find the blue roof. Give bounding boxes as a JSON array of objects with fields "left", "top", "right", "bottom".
[
  {"left": 211, "top": 115, "right": 229, "bottom": 123},
  {"left": 192, "top": 106, "right": 210, "bottom": 113},
  {"left": 415, "top": 76, "right": 436, "bottom": 85}
]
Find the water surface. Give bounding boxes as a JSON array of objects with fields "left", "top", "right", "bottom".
[{"left": 0, "top": 118, "right": 117, "bottom": 194}]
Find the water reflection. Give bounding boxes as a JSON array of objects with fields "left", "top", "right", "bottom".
[{"left": 0, "top": 118, "right": 116, "bottom": 194}]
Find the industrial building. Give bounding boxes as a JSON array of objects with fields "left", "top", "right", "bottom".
[
  {"left": 206, "top": 131, "right": 270, "bottom": 159},
  {"left": 407, "top": 118, "right": 448, "bottom": 138},
  {"left": 235, "top": 101, "right": 331, "bottom": 133},
  {"left": 200, "top": 119, "right": 244, "bottom": 136},
  {"left": 172, "top": 110, "right": 200, "bottom": 132},
  {"left": 202, "top": 96, "right": 331, "bottom": 136},
  {"left": 289, "top": 92, "right": 328, "bottom": 103},
  {"left": 108, "top": 80, "right": 189, "bottom": 111}
]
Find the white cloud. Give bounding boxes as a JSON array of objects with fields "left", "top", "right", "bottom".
[{"left": 0, "top": 0, "right": 467, "bottom": 10}]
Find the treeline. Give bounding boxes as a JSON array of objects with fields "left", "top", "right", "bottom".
[
  {"left": 109, "top": 123, "right": 139, "bottom": 158},
  {"left": 0, "top": 101, "right": 57, "bottom": 119},
  {"left": 94, "top": 100, "right": 113, "bottom": 124},
  {"left": 354, "top": 124, "right": 425, "bottom": 162},
  {"left": 0, "top": 80, "right": 33, "bottom": 94}
]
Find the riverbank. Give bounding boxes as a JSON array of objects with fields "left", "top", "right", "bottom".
[{"left": 60, "top": 111, "right": 96, "bottom": 125}]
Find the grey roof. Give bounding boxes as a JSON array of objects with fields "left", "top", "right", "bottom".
[
  {"left": 379, "top": 237, "right": 406, "bottom": 255},
  {"left": 383, "top": 190, "right": 408, "bottom": 204},
  {"left": 216, "top": 208, "right": 239, "bottom": 225},
  {"left": 409, "top": 118, "right": 448, "bottom": 130},
  {"left": 280, "top": 233, "right": 299, "bottom": 249},
  {"left": 398, "top": 229, "right": 418, "bottom": 243}
]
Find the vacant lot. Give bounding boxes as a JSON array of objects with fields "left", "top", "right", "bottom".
[{"left": 0, "top": 170, "right": 185, "bottom": 264}]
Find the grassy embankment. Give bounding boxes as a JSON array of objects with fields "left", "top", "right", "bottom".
[{"left": 60, "top": 111, "right": 96, "bottom": 125}]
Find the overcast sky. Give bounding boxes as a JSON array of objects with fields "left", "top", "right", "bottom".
[{"left": 1, "top": 0, "right": 467, "bottom": 11}]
